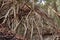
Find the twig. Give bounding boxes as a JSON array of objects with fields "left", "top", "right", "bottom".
[
  {"left": 13, "top": 17, "right": 23, "bottom": 31},
  {"left": 23, "top": 16, "right": 29, "bottom": 38},
  {"left": 12, "top": 5, "right": 19, "bottom": 31},
  {"left": 33, "top": 19, "right": 43, "bottom": 40},
  {"left": 0, "top": 16, "right": 5, "bottom": 19},
  {"left": 30, "top": 19, "right": 34, "bottom": 40},
  {"left": 2, "top": 7, "right": 13, "bottom": 24},
  {"left": 34, "top": 11, "right": 44, "bottom": 27},
  {"left": 23, "top": 23, "right": 27, "bottom": 38},
  {"left": 48, "top": 6, "right": 60, "bottom": 17},
  {"left": 1, "top": 2, "right": 11, "bottom": 8}
]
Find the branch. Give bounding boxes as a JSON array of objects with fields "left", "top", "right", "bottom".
[{"left": 48, "top": 6, "right": 60, "bottom": 17}]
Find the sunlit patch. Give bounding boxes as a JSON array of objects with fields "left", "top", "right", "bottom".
[
  {"left": 36, "top": 0, "right": 46, "bottom": 5},
  {"left": 41, "top": 1, "right": 46, "bottom": 5}
]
